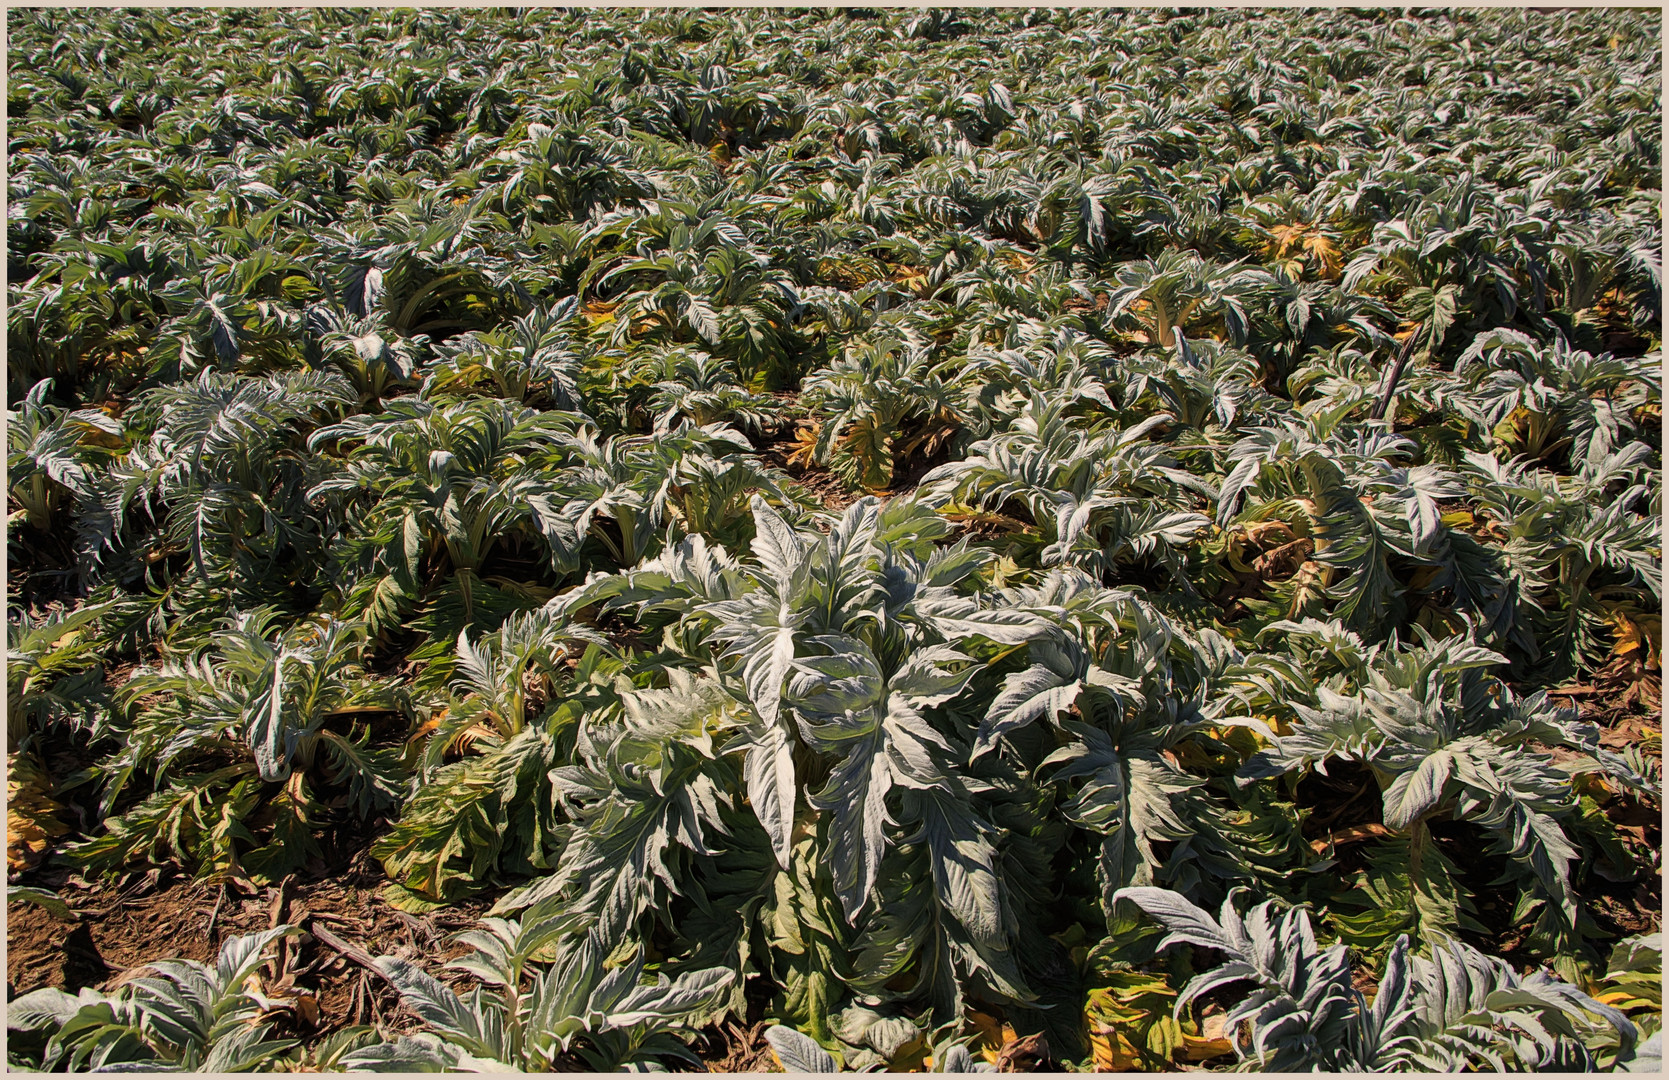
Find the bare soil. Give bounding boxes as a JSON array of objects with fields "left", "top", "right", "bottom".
[
  {"left": 754, "top": 423, "right": 863, "bottom": 513},
  {"left": 8, "top": 846, "right": 490, "bottom": 1044}
]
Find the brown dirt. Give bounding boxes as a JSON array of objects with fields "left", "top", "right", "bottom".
[
  {"left": 754, "top": 423, "right": 863, "bottom": 513},
  {"left": 1588, "top": 879, "right": 1663, "bottom": 939},
  {"left": 795, "top": 467, "right": 865, "bottom": 513},
  {"left": 8, "top": 787, "right": 492, "bottom": 1049},
  {"left": 8, "top": 852, "right": 491, "bottom": 1043}
]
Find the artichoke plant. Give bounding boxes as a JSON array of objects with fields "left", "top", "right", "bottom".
[{"left": 6, "top": 7, "right": 1659, "bottom": 1074}]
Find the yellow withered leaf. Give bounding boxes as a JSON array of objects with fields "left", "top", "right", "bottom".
[
  {"left": 1181, "top": 1014, "right": 1234, "bottom": 1060},
  {"left": 1181, "top": 1032, "right": 1234, "bottom": 1061},
  {"left": 8, "top": 754, "right": 69, "bottom": 873},
  {"left": 454, "top": 722, "right": 500, "bottom": 754},
  {"left": 1083, "top": 973, "right": 1186, "bottom": 1071},
  {"left": 784, "top": 424, "right": 821, "bottom": 471},
  {"left": 967, "top": 1011, "right": 1011, "bottom": 1064},
  {"left": 889, "top": 1033, "right": 931, "bottom": 1073},
  {"left": 1089, "top": 1024, "right": 1143, "bottom": 1072},
  {"left": 1610, "top": 611, "right": 1662, "bottom": 670},
  {"left": 408, "top": 714, "right": 442, "bottom": 745}
]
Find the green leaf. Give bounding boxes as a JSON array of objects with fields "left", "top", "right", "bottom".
[
  {"left": 1381, "top": 750, "right": 1454, "bottom": 830},
  {"left": 765, "top": 1025, "right": 839, "bottom": 1072},
  {"left": 8, "top": 886, "right": 75, "bottom": 920},
  {"left": 742, "top": 721, "right": 798, "bottom": 870}
]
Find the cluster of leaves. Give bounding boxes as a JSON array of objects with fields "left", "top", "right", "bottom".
[
  {"left": 341, "top": 896, "right": 735, "bottom": 1072},
  {"left": 7, "top": 927, "right": 328, "bottom": 1072},
  {"left": 1109, "top": 889, "right": 1659, "bottom": 1073},
  {"left": 7, "top": 6, "right": 1660, "bottom": 1073}
]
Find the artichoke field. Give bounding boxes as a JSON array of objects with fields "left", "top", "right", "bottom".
[{"left": 6, "top": 7, "right": 1662, "bottom": 1073}]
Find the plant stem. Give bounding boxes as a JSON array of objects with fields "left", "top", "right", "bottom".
[{"left": 1369, "top": 332, "right": 1420, "bottom": 422}]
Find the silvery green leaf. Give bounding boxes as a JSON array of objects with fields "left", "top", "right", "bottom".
[
  {"left": 608, "top": 967, "right": 734, "bottom": 1028},
  {"left": 7, "top": 987, "right": 82, "bottom": 1031},
  {"left": 973, "top": 663, "right": 1079, "bottom": 759},
  {"left": 863, "top": 1017, "right": 921, "bottom": 1059},
  {"left": 8, "top": 886, "right": 75, "bottom": 920},
  {"left": 215, "top": 925, "right": 305, "bottom": 995},
  {"left": 1380, "top": 750, "right": 1453, "bottom": 830},
  {"left": 746, "top": 622, "right": 802, "bottom": 727},
  {"left": 1114, "top": 886, "right": 1231, "bottom": 953},
  {"left": 342, "top": 1034, "right": 469, "bottom": 1072},
  {"left": 1216, "top": 454, "right": 1264, "bottom": 527},
  {"left": 882, "top": 697, "right": 955, "bottom": 789},
  {"left": 790, "top": 641, "right": 886, "bottom": 721},
  {"left": 918, "top": 791, "right": 1006, "bottom": 949},
  {"left": 1620, "top": 1031, "right": 1661, "bottom": 1072},
  {"left": 938, "top": 1044, "right": 996, "bottom": 1072},
  {"left": 843, "top": 1047, "right": 887, "bottom": 1072},
  {"left": 89, "top": 1064, "right": 180, "bottom": 1074},
  {"left": 749, "top": 494, "right": 805, "bottom": 583},
  {"left": 197, "top": 1024, "right": 299, "bottom": 1072},
  {"left": 247, "top": 650, "right": 293, "bottom": 782},
  {"left": 743, "top": 721, "right": 798, "bottom": 869},
  {"left": 372, "top": 958, "right": 494, "bottom": 1052},
  {"left": 834, "top": 1005, "right": 886, "bottom": 1047},
  {"left": 765, "top": 1025, "right": 839, "bottom": 1072},
  {"left": 1050, "top": 731, "right": 1207, "bottom": 904},
  {"left": 1355, "top": 936, "right": 1416, "bottom": 1067},
  {"left": 811, "top": 729, "right": 892, "bottom": 922},
  {"left": 917, "top": 602, "right": 1055, "bottom": 647},
  {"left": 888, "top": 645, "right": 976, "bottom": 707}
]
